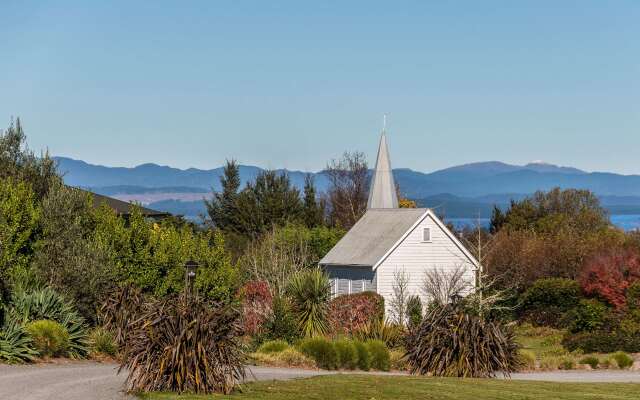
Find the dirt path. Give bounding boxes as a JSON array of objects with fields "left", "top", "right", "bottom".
[{"left": 2, "top": 362, "right": 640, "bottom": 400}]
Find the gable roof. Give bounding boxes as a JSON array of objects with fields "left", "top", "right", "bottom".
[
  {"left": 319, "top": 208, "right": 426, "bottom": 267},
  {"left": 319, "top": 208, "right": 479, "bottom": 269}
]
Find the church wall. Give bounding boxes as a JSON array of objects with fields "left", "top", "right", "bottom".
[{"left": 375, "top": 213, "right": 476, "bottom": 317}]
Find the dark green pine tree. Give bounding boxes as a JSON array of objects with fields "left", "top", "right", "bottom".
[
  {"left": 234, "top": 170, "right": 304, "bottom": 238},
  {"left": 302, "top": 174, "right": 323, "bottom": 227},
  {"left": 205, "top": 159, "right": 240, "bottom": 231}
]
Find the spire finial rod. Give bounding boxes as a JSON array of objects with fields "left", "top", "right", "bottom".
[{"left": 383, "top": 114, "right": 387, "bottom": 133}]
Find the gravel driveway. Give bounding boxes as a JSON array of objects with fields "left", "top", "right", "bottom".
[{"left": 2, "top": 362, "right": 640, "bottom": 400}]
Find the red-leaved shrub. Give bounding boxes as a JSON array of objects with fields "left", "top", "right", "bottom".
[
  {"left": 327, "top": 292, "right": 384, "bottom": 335},
  {"left": 239, "top": 281, "right": 272, "bottom": 335},
  {"left": 580, "top": 250, "right": 640, "bottom": 309}
]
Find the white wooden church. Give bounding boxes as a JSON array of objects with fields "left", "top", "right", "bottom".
[{"left": 319, "top": 129, "right": 479, "bottom": 314}]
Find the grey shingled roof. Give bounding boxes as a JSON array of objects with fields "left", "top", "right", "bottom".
[
  {"left": 367, "top": 133, "right": 399, "bottom": 209},
  {"left": 320, "top": 208, "right": 427, "bottom": 267}
]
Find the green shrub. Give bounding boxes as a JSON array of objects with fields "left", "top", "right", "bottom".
[
  {"left": 6, "top": 288, "right": 88, "bottom": 357},
  {"left": 0, "top": 319, "right": 38, "bottom": 363},
  {"left": 539, "top": 356, "right": 561, "bottom": 370},
  {"left": 579, "top": 356, "right": 599, "bottom": 369},
  {"left": 25, "top": 320, "right": 70, "bottom": 357},
  {"left": 353, "top": 318, "right": 405, "bottom": 349},
  {"left": 334, "top": 339, "right": 358, "bottom": 370},
  {"left": 612, "top": 351, "right": 633, "bottom": 369},
  {"left": 558, "top": 356, "right": 575, "bottom": 370},
  {"left": 353, "top": 340, "right": 371, "bottom": 371},
  {"left": 565, "top": 299, "right": 608, "bottom": 333},
  {"left": 627, "top": 281, "right": 640, "bottom": 310},
  {"left": 257, "top": 295, "right": 300, "bottom": 344},
  {"left": 519, "top": 278, "right": 581, "bottom": 327},
  {"left": 251, "top": 348, "right": 316, "bottom": 368},
  {"left": 518, "top": 349, "right": 536, "bottom": 371},
  {"left": 599, "top": 357, "right": 613, "bottom": 369},
  {"left": 562, "top": 330, "right": 640, "bottom": 353},
  {"left": 406, "top": 296, "right": 423, "bottom": 328},
  {"left": 297, "top": 337, "right": 338, "bottom": 370},
  {"left": 366, "top": 340, "right": 390, "bottom": 371},
  {"left": 89, "top": 327, "right": 117, "bottom": 357},
  {"left": 286, "top": 269, "right": 330, "bottom": 337},
  {"left": 257, "top": 340, "right": 290, "bottom": 354},
  {"left": 390, "top": 349, "right": 408, "bottom": 371}
]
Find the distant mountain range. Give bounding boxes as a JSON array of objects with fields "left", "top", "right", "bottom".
[{"left": 54, "top": 157, "right": 640, "bottom": 220}]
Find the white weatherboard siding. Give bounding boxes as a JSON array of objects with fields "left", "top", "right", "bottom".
[{"left": 375, "top": 213, "right": 476, "bottom": 315}]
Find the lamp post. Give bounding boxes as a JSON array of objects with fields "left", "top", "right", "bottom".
[{"left": 184, "top": 259, "right": 199, "bottom": 298}]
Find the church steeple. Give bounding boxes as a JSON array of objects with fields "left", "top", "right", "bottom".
[{"left": 367, "top": 118, "right": 398, "bottom": 209}]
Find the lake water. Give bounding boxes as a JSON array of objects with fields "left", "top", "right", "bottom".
[{"left": 445, "top": 215, "right": 640, "bottom": 232}]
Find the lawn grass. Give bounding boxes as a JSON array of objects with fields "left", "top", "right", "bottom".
[{"left": 138, "top": 374, "right": 640, "bottom": 400}]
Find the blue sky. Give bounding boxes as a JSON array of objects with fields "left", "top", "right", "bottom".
[{"left": 1, "top": 1, "right": 639, "bottom": 174}]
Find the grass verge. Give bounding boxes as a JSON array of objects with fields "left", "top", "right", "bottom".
[{"left": 138, "top": 374, "right": 640, "bottom": 400}]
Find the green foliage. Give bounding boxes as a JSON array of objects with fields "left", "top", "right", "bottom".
[
  {"left": 94, "top": 206, "right": 237, "bottom": 301},
  {"left": 559, "top": 356, "right": 576, "bottom": 370},
  {"left": 257, "top": 340, "right": 290, "bottom": 354},
  {"left": 352, "top": 318, "right": 405, "bottom": 349},
  {"left": 518, "top": 349, "right": 536, "bottom": 370},
  {"left": 287, "top": 268, "right": 330, "bottom": 337},
  {"left": 515, "top": 324, "right": 568, "bottom": 358},
  {"left": 257, "top": 295, "right": 301, "bottom": 344},
  {"left": 0, "top": 319, "right": 38, "bottom": 363},
  {"left": 390, "top": 349, "right": 408, "bottom": 371},
  {"left": 120, "top": 294, "right": 245, "bottom": 395},
  {"left": 565, "top": 299, "right": 608, "bottom": 333},
  {"left": 406, "top": 305, "right": 521, "bottom": 377},
  {"left": 0, "top": 178, "right": 40, "bottom": 307},
  {"left": 231, "top": 170, "right": 305, "bottom": 240},
  {"left": 6, "top": 287, "right": 89, "bottom": 358},
  {"left": 406, "top": 295, "right": 423, "bottom": 328},
  {"left": 297, "top": 337, "right": 338, "bottom": 370},
  {"left": 579, "top": 356, "right": 599, "bottom": 369},
  {"left": 250, "top": 348, "right": 316, "bottom": 368},
  {"left": 492, "top": 188, "right": 609, "bottom": 235},
  {"left": 626, "top": 281, "right": 640, "bottom": 310},
  {"left": 366, "top": 339, "right": 390, "bottom": 371},
  {"left": 303, "top": 174, "right": 324, "bottom": 228},
  {"left": 205, "top": 159, "right": 241, "bottom": 233},
  {"left": 25, "top": 319, "right": 70, "bottom": 357},
  {"left": 563, "top": 330, "right": 640, "bottom": 353},
  {"left": 32, "top": 182, "right": 112, "bottom": 323},
  {"left": 0, "top": 118, "right": 59, "bottom": 200},
  {"left": 334, "top": 339, "right": 358, "bottom": 370},
  {"left": 612, "top": 351, "right": 633, "bottom": 369},
  {"left": 353, "top": 340, "right": 371, "bottom": 371},
  {"left": 89, "top": 327, "right": 117, "bottom": 357},
  {"left": 519, "top": 278, "right": 581, "bottom": 327}
]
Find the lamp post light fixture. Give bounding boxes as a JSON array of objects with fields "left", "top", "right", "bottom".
[{"left": 184, "top": 259, "right": 199, "bottom": 298}]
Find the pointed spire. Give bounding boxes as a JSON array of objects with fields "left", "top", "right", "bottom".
[{"left": 367, "top": 118, "right": 398, "bottom": 209}]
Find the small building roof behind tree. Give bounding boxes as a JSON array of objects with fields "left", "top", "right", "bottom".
[{"left": 81, "top": 189, "right": 170, "bottom": 218}]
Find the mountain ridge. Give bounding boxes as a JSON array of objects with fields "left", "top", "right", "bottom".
[{"left": 54, "top": 156, "right": 640, "bottom": 219}]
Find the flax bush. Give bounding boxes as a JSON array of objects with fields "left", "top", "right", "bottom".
[
  {"left": 405, "top": 305, "right": 520, "bottom": 377},
  {"left": 120, "top": 294, "right": 245, "bottom": 395}
]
